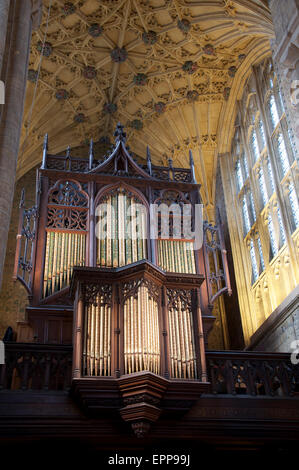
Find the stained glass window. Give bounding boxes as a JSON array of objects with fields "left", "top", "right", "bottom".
[
  {"left": 268, "top": 214, "right": 278, "bottom": 258},
  {"left": 258, "top": 168, "right": 268, "bottom": 207},
  {"left": 242, "top": 152, "right": 249, "bottom": 179},
  {"left": 235, "top": 159, "right": 243, "bottom": 192},
  {"left": 232, "top": 60, "right": 298, "bottom": 284},
  {"left": 242, "top": 197, "right": 251, "bottom": 234},
  {"left": 266, "top": 156, "right": 275, "bottom": 194},
  {"left": 250, "top": 130, "right": 259, "bottom": 162},
  {"left": 257, "top": 237, "right": 265, "bottom": 272},
  {"left": 258, "top": 119, "right": 266, "bottom": 149},
  {"left": 269, "top": 94, "right": 279, "bottom": 131},
  {"left": 277, "top": 207, "right": 286, "bottom": 247},
  {"left": 249, "top": 192, "right": 256, "bottom": 223},
  {"left": 277, "top": 133, "right": 290, "bottom": 176},
  {"left": 289, "top": 183, "right": 299, "bottom": 230},
  {"left": 250, "top": 239, "right": 259, "bottom": 283}
]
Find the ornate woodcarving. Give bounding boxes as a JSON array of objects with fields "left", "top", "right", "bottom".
[
  {"left": 167, "top": 288, "right": 192, "bottom": 312},
  {"left": 121, "top": 278, "right": 160, "bottom": 303},
  {"left": 84, "top": 283, "right": 112, "bottom": 306}
]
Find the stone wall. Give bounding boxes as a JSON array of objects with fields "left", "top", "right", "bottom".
[{"left": 249, "top": 285, "right": 299, "bottom": 352}]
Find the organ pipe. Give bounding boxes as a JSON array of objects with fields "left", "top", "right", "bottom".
[
  {"left": 124, "top": 284, "right": 160, "bottom": 375},
  {"left": 97, "top": 191, "right": 147, "bottom": 268},
  {"left": 168, "top": 296, "right": 197, "bottom": 379},
  {"left": 157, "top": 240, "right": 196, "bottom": 273},
  {"left": 43, "top": 231, "right": 86, "bottom": 297},
  {"left": 83, "top": 295, "right": 112, "bottom": 377}
]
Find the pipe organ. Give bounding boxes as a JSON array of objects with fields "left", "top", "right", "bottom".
[
  {"left": 96, "top": 187, "right": 147, "bottom": 268},
  {"left": 14, "top": 123, "right": 231, "bottom": 434}
]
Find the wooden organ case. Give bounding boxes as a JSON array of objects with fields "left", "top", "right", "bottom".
[{"left": 14, "top": 124, "right": 231, "bottom": 436}]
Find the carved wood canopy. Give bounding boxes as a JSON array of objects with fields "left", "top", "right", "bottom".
[{"left": 19, "top": 0, "right": 273, "bottom": 211}]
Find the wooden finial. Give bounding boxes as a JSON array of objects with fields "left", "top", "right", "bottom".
[
  {"left": 41, "top": 133, "right": 48, "bottom": 169},
  {"left": 189, "top": 149, "right": 196, "bottom": 183},
  {"left": 89, "top": 138, "right": 94, "bottom": 170},
  {"left": 19, "top": 188, "right": 25, "bottom": 208},
  {"left": 146, "top": 145, "right": 152, "bottom": 175}
]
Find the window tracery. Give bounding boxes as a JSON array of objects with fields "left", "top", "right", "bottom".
[{"left": 232, "top": 58, "right": 298, "bottom": 288}]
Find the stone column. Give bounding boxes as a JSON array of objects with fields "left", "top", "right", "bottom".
[
  {"left": 269, "top": 0, "right": 299, "bottom": 153},
  {"left": 0, "top": 0, "right": 10, "bottom": 75},
  {"left": 0, "top": 0, "right": 42, "bottom": 288}
]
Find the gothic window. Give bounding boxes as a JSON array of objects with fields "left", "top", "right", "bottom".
[
  {"left": 268, "top": 94, "right": 280, "bottom": 131},
  {"left": 242, "top": 152, "right": 249, "bottom": 179},
  {"left": 277, "top": 207, "right": 286, "bottom": 248},
  {"left": 242, "top": 197, "right": 251, "bottom": 235},
  {"left": 258, "top": 119, "right": 266, "bottom": 150},
  {"left": 258, "top": 167, "right": 268, "bottom": 207},
  {"left": 230, "top": 58, "right": 297, "bottom": 288},
  {"left": 249, "top": 192, "right": 256, "bottom": 223},
  {"left": 268, "top": 214, "right": 278, "bottom": 259},
  {"left": 250, "top": 129, "right": 260, "bottom": 162},
  {"left": 235, "top": 158, "right": 244, "bottom": 192},
  {"left": 288, "top": 183, "right": 299, "bottom": 231},
  {"left": 250, "top": 239, "right": 259, "bottom": 283},
  {"left": 276, "top": 133, "right": 290, "bottom": 177},
  {"left": 266, "top": 156, "right": 275, "bottom": 194},
  {"left": 257, "top": 237, "right": 265, "bottom": 272}
]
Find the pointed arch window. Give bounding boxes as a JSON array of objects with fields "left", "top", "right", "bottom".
[
  {"left": 249, "top": 192, "right": 256, "bottom": 223},
  {"left": 268, "top": 214, "right": 278, "bottom": 258},
  {"left": 288, "top": 183, "right": 299, "bottom": 231},
  {"left": 277, "top": 207, "right": 286, "bottom": 247},
  {"left": 277, "top": 133, "right": 290, "bottom": 176},
  {"left": 242, "top": 151, "right": 249, "bottom": 179},
  {"left": 257, "top": 237, "right": 265, "bottom": 272},
  {"left": 250, "top": 129, "right": 260, "bottom": 162},
  {"left": 258, "top": 119, "right": 266, "bottom": 150},
  {"left": 268, "top": 94, "right": 280, "bottom": 131},
  {"left": 250, "top": 239, "right": 259, "bottom": 283},
  {"left": 258, "top": 167, "right": 268, "bottom": 207},
  {"left": 266, "top": 156, "right": 275, "bottom": 194},
  {"left": 235, "top": 158, "right": 244, "bottom": 192},
  {"left": 242, "top": 197, "right": 251, "bottom": 234}
]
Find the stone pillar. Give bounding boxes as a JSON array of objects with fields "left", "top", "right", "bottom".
[
  {"left": 0, "top": 0, "right": 42, "bottom": 288},
  {"left": 0, "top": 0, "right": 10, "bottom": 75},
  {"left": 269, "top": 0, "right": 299, "bottom": 153}
]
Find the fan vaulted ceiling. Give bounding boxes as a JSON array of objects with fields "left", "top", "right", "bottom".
[{"left": 19, "top": 0, "right": 273, "bottom": 210}]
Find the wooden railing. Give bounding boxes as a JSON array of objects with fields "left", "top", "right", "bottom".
[
  {"left": 44, "top": 153, "right": 193, "bottom": 182},
  {"left": 0, "top": 343, "right": 72, "bottom": 391},
  {"left": 206, "top": 351, "right": 299, "bottom": 397},
  {"left": 0, "top": 344, "right": 298, "bottom": 397}
]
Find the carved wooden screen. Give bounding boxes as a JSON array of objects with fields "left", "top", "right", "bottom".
[
  {"left": 122, "top": 279, "right": 160, "bottom": 375},
  {"left": 155, "top": 190, "right": 196, "bottom": 274},
  {"left": 82, "top": 283, "right": 112, "bottom": 377},
  {"left": 96, "top": 186, "right": 147, "bottom": 268},
  {"left": 167, "top": 289, "right": 197, "bottom": 379},
  {"left": 43, "top": 180, "right": 88, "bottom": 297},
  {"left": 202, "top": 220, "right": 231, "bottom": 305},
  {"left": 13, "top": 190, "right": 38, "bottom": 293}
]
